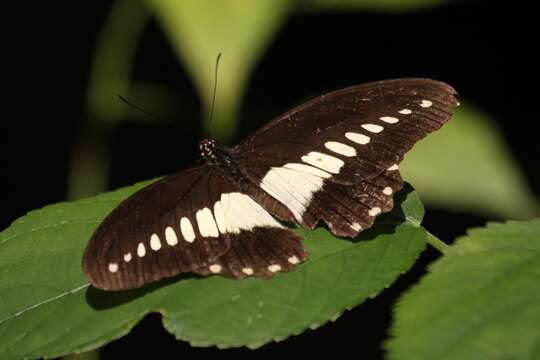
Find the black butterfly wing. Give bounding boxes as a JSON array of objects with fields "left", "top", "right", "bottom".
[
  {"left": 193, "top": 174, "right": 308, "bottom": 279},
  {"left": 83, "top": 166, "right": 307, "bottom": 290},
  {"left": 193, "top": 225, "right": 308, "bottom": 279},
  {"left": 83, "top": 166, "right": 227, "bottom": 290},
  {"left": 235, "top": 78, "right": 458, "bottom": 236}
]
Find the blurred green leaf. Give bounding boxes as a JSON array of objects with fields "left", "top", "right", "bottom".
[
  {"left": 0, "top": 182, "right": 425, "bottom": 359},
  {"left": 70, "top": 0, "right": 151, "bottom": 201},
  {"left": 303, "top": 0, "right": 447, "bottom": 12},
  {"left": 145, "top": 0, "right": 291, "bottom": 141},
  {"left": 400, "top": 105, "right": 540, "bottom": 218},
  {"left": 86, "top": 0, "right": 149, "bottom": 124},
  {"left": 387, "top": 219, "right": 540, "bottom": 360}
]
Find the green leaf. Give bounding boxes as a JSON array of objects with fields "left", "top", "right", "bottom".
[
  {"left": 400, "top": 105, "right": 540, "bottom": 218},
  {"left": 144, "top": 0, "right": 292, "bottom": 141},
  {"left": 387, "top": 219, "right": 540, "bottom": 360},
  {"left": 0, "top": 182, "right": 426, "bottom": 359},
  {"left": 86, "top": 0, "right": 149, "bottom": 125}
]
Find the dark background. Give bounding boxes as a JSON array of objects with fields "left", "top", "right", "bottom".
[{"left": 2, "top": 1, "right": 536, "bottom": 359}]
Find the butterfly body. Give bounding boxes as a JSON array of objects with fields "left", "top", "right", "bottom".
[
  {"left": 83, "top": 78, "right": 458, "bottom": 290},
  {"left": 199, "top": 138, "right": 228, "bottom": 166}
]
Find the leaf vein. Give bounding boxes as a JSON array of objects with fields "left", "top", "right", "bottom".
[{"left": 0, "top": 283, "right": 90, "bottom": 326}]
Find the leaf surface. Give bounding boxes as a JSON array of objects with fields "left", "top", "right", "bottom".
[
  {"left": 401, "top": 105, "right": 540, "bottom": 218},
  {"left": 0, "top": 182, "right": 426, "bottom": 359},
  {"left": 387, "top": 219, "right": 540, "bottom": 360},
  {"left": 145, "top": 0, "right": 291, "bottom": 141}
]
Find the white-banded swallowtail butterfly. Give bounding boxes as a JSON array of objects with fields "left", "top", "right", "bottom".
[{"left": 83, "top": 78, "right": 458, "bottom": 290}]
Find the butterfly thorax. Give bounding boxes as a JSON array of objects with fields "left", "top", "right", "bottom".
[
  {"left": 199, "top": 138, "right": 234, "bottom": 168},
  {"left": 199, "top": 138, "right": 249, "bottom": 190}
]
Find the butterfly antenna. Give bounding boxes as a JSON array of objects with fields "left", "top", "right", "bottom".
[
  {"left": 118, "top": 95, "right": 162, "bottom": 122},
  {"left": 118, "top": 95, "right": 197, "bottom": 138},
  {"left": 206, "top": 53, "right": 222, "bottom": 138}
]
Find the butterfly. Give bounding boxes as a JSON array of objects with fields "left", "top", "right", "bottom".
[{"left": 82, "top": 78, "right": 459, "bottom": 290}]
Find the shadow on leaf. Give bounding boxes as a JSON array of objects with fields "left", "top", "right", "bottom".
[
  {"left": 354, "top": 182, "right": 419, "bottom": 242},
  {"left": 85, "top": 273, "right": 196, "bottom": 310}
]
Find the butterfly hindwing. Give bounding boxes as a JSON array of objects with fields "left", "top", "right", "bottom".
[
  {"left": 302, "top": 169, "right": 399, "bottom": 237},
  {"left": 194, "top": 227, "right": 307, "bottom": 279},
  {"left": 194, "top": 174, "right": 308, "bottom": 279}
]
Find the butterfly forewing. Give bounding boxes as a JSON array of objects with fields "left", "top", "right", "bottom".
[
  {"left": 83, "top": 166, "right": 232, "bottom": 290},
  {"left": 236, "top": 78, "right": 458, "bottom": 236},
  {"left": 238, "top": 78, "right": 457, "bottom": 179}
]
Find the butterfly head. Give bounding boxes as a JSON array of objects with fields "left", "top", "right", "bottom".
[{"left": 199, "top": 138, "right": 218, "bottom": 163}]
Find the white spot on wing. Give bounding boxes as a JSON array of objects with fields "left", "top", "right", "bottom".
[
  {"left": 213, "top": 201, "right": 227, "bottom": 234},
  {"left": 283, "top": 163, "right": 331, "bottom": 178},
  {"left": 369, "top": 207, "right": 381, "bottom": 216},
  {"left": 345, "top": 132, "right": 370, "bottom": 145},
  {"left": 268, "top": 264, "right": 282, "bottom": 273},
  {"left": 380, "top": 116, "right": 399, "bottom": 124},
  {"left": 150, "top": 233, "right": 161, "bottom": 251},
  {"left": 361, "top": 124, "right": 384, "bottom": 133},
  {"left": 288, "top": 256, "right": 299, "bottom": 264},
  {"left": 165, "top": 226, "right": 178, "bottom": 246},
  {"left": 242, "top": 267, "right": 254, "bottom": 275},
  {"left": 220, "top": 192, "right": 282, "bottom": 234},
  {"left": 387, "top": 164, "right": 399, "bottom": 171},
  {"left": 324, "top": 141, "right": 356, "bottom": 157},
  {"left": 351, "top": 222, "right": 362, "bottom": 231},
  {"left": 260, "top": 165, "right": 326, "bottom": 222},
  {"left": 383, "top": 187, "right": 393, "bottom": 195},
  {"left": 137, "top": 242, "right": 146, "bottom": 257},
  {"left": 301, "top": 151, "right": 344, "bottom": 174},
  {"left": 180, "top": 217, "right": 196, "bottom": 243},
  {"left": 123, "top": 253, "right": 132, "bottom": 262},
  {"left": 398, "top": 109, "right": 412, "bottom": 114},
  {"left": 209, "top": 264, "right": 222, "bottom": 273},
  {"left": 420, "top": 100, "right": 433, "bottom": 108},
  {"left": 196, "top": 207, "right": 219, "bottom": 238},
  {"left": 108, "top": 263, "right": 118, "bottom": 273}
]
